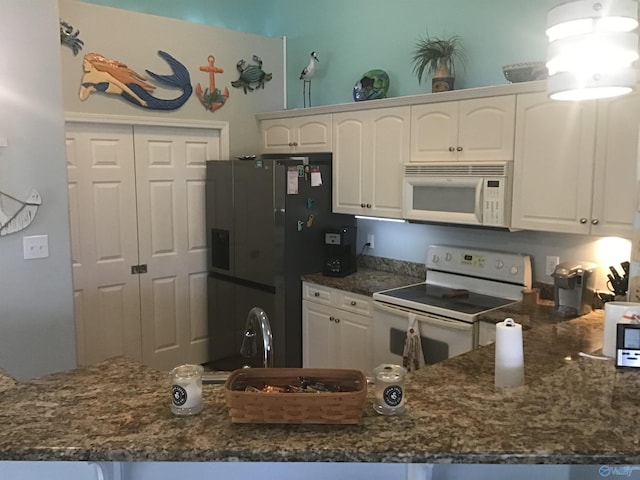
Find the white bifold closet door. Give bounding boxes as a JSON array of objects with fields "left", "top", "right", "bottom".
[{"left": 66, "top": 121, "right": 221, "bottom": 371}]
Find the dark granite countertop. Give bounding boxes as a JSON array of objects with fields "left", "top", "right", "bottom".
[{"left": 0, "top": 265, "right": 636, "bottom": 465}]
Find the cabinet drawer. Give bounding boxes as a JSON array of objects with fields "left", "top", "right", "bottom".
[
  {"left": 302, "top": 282, "right": 333, "bottom": 305},
  {"left": 337, "top": 291, "right": 373, "bottom": 316}
]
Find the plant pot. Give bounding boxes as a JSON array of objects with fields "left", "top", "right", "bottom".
[{"left": 432, "top": 76, "right": 454, "bottom": 93}]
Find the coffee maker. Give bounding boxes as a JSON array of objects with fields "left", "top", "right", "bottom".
[
  {"left": 323, "top": 226, "right": 357, "bottom": 277},
  {"left": 551, "top": 261, "right": 598, "bottom": 317}
]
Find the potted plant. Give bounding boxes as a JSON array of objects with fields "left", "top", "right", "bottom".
[{"left": 411, "top": 33, "right": 466, "bottom": 93}]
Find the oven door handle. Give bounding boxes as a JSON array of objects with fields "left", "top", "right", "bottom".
[{"left": 373, "top": 301, "right": 473, "bottom": 332}]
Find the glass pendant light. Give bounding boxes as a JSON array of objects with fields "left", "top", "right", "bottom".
[{"left": 546, "top": 0, "right": 639, "bottom": 101}]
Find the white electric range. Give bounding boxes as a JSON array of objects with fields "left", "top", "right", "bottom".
[{"left": 372, "top": 245, "right": 532, "bottom": 366}]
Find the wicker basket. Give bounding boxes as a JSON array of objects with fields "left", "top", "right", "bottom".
[{"left": 223, "top": 368, "right": 367, "bottom": 424}]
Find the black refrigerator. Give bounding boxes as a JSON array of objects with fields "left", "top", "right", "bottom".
[{"left": 205, "top": 153, "right": 355, "bottom": 369}]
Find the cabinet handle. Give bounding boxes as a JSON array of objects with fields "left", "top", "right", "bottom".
[
  {"left": 314, "top": 292, "right": 320, "bottom": 297},
  {"left": 591, "top": 219, "right": 599, "bottom": 225},
  {"left": 580, "top": 218, "right": 588, "bottom": 224},
  {"left": 350, "top": 300, "right": 357, "bottom": 306},
  {"left": 449, "top": 147, "right": 455, "bottom": 152},
  {"left": 456, "top": 146, "right": 463, "bottom": 152}
]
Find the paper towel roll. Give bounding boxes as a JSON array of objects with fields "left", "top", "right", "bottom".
[
  {"left": 495, "top": 318, "right": 525, "bottom": 388},
  {"left": 603, "top": 302, "right": 640, "bottom": 357}
]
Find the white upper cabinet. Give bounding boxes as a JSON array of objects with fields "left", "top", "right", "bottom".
[
  {"left": 410, "top": 96, "right": 516, "bottom": 162},
  {"left": 333, "top": 106, "right": 410, "bottom": 218},
  {"left": 590, "top": 92, "right": 640, "bottom": 238},
  {"left": 260, "top": 114, "right": 332, "bottom": 154},
  {"left": 512, "top": 91, "right": 639, "bottom": 237}
]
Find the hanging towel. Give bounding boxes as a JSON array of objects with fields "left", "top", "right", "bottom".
[{"left": 402, "top": 314, "right": 425, "bottom": 372}]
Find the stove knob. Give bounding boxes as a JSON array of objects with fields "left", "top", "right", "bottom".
[
  {"left": 510, "top": 266, "right": 519, "bottom": 275},
  {"left": 445, "top": 252, "right": 452, "bottom": 262},
  {"left": 495, "top": 260, "right": 504, "bottom": 270},
  {"left": 432, "top": 254, "right": 440, "bottom": 264}
]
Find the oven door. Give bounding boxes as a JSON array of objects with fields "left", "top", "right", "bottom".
[
  {"left": 372, "top": 300, "right": 477, "bottom": 367},
  {"left": 403, "top": 175, "right": 483, "bottom": 225}
]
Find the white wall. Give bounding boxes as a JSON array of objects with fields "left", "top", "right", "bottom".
[
  {"left": 59, "top": 0, "right": 285, "bottom": 158},
  {"left": 0, "top": 1, "right": 77, "bottom": 380}
]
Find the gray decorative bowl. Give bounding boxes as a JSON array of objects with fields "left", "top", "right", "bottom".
[{"left": 502, "top": 62, "right": 548, "bottom": 83}]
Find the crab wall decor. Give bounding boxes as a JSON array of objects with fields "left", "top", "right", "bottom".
[
  {"left": 231, "top": 55, "right": 272, "bottom": 94},
  {"left": 59, "top": 19, "right": 84, "bottom": 55}
]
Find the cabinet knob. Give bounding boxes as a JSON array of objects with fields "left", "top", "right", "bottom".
[
  {"left": 350, "top": 300, "right": 356, "bottom": 306},
  {"left": 334, "top": 317, "right": 340, "bottom": 323},
  {"left": 580, "top": 218, "right": 588, "bottom": 224},
  {"left": 591, "top": 219, "right": 599, "bottom": 225},
  {"left": 329, "top": 316, "right": 335, "bottom": 322},
  {"left": 366, "top": 204, "right": 372, "bottom": 208},
  {"left": 293, "top": 142, "right": 298, "bottom": 146},
  {"left": 314, "top": 292, "right": 320, "bottom": 297},
  {"left": 360, "top": 203, "right": 366, "bottom": 208},
  {"left": 288, "top": 142, "right": 294, "bottom": 146},
  {"left": 449, "top": 147, "right": 455, "bottom": 152},
  {"left": 457, "top": 146, "right": 463, "bottom": 152}
]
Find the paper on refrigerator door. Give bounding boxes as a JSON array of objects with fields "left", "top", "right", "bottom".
[{"left": 287, "top": 166, "right": 298, "bottom": 194}]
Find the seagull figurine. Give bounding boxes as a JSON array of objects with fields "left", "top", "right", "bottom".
[{"left": 300, "top": 51, "right": 319, "bottom": 107}]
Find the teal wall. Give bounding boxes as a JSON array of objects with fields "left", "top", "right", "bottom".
[{"left": 79, "top": 0, "right": 549, "bottom": 109}]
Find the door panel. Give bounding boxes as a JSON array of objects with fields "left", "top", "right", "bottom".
[
  {"left": 134, "top": 125, "right": 219, "bottom": 371},
  {"left": 65, "top": 123, "right": 141, "bottom": 365}
]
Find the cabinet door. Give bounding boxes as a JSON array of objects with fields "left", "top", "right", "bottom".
[
  {"left": 458, "top": 96, "right": 515, "bottom": 162},
  {"left": 333, "top": 112, "right": 369, "bottom": 215},
  {"left": 512, "top": 92, "right": 597, "bottom": 233},
  {"left": 410, "top": 102, "right": 458, "bottom": 162},
  {"left": 261, "top": 115, "right": 332, "bottom": 154},
  {"left": 591, "top": 93, "right": 640, "bottom": 237},
  {"left": 334, "top": 309, "right": 372, "bottom": 372},
  {"left": 368, "top": 107, "right": 409, "bottom": 218},
  {"left": 261, "top": 118, "right": 296, "bottom": 153},
  {"left": 333, "top": 108, "right": 408, "bottom": 218},
  {"left": 295, "top": 114, "right": 332, "bottom": 152},
  {"left": 302, "top": 300, "right": 334, "bottom": 368}
]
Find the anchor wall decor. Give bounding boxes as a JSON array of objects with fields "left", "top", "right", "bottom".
[{"left": 195, "top": 55, "right": 229, "bottom": 111}]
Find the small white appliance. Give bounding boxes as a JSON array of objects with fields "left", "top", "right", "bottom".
[
  {"left": 372, "top": 245, "right": 532, "bottom": 367},
  {"left": 402, "top": 162, "right": 512, "bottom": 228}
]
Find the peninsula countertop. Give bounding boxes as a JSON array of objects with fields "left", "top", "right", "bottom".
[{"left": 2, "top": 302, "right": 639, "bottom": 464}]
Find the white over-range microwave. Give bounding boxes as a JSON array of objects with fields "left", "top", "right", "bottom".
[{"left": 402, "top": 161, "right": 513, "bottom": 228}]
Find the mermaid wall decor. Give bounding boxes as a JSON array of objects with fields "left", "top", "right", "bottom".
[{"left": 78, "top": 50, "right": 192, "bottom": 110}]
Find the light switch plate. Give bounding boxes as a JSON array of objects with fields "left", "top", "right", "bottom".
[
  {"left": 545, "top": 255, "right": 560, "bottom": 276},
  {"left": 23, "top": 234, "right": 49, "bottom": 260}
]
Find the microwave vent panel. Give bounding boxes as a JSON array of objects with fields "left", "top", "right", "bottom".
[{"left": 404, "top": 163, "right": 508, "bottom": 177}]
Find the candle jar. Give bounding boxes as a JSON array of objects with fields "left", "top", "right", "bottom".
[
  {"left": 373, "top": 364, "right": 407, "bottom": 415},
  {"left": 170, "top": 364, "right": 204, "bottom": 416}
]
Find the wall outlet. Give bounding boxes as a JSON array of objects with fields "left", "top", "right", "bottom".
[
  {"left": 367, "top": 233, "right": 375, "bottom": 249},
  {"left": 545, "top": 255, "right": 560, "bottom": 276},
  {"left": 23, "top": 234, "right": 49, "bottom": 260}
]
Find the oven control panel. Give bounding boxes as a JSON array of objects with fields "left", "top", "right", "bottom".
[{"left": 426, "top": 245, "right": 532, "bottom": 286}]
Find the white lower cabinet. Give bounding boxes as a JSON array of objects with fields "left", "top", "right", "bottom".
[{"left": 302, "top": 282, "right": 373, "bottom": 372}]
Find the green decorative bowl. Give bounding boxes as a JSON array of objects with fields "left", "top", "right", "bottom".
[{"left": 502, "top": 62, "right": 548, "bottom": 83}]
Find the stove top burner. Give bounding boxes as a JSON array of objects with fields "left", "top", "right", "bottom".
[{"left": 376, "top": 283, "right": 517, "bottom": 316}]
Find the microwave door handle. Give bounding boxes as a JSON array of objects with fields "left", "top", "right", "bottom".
[{"left": 475, "top": 180, "right": 483, "bottom": 223}]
